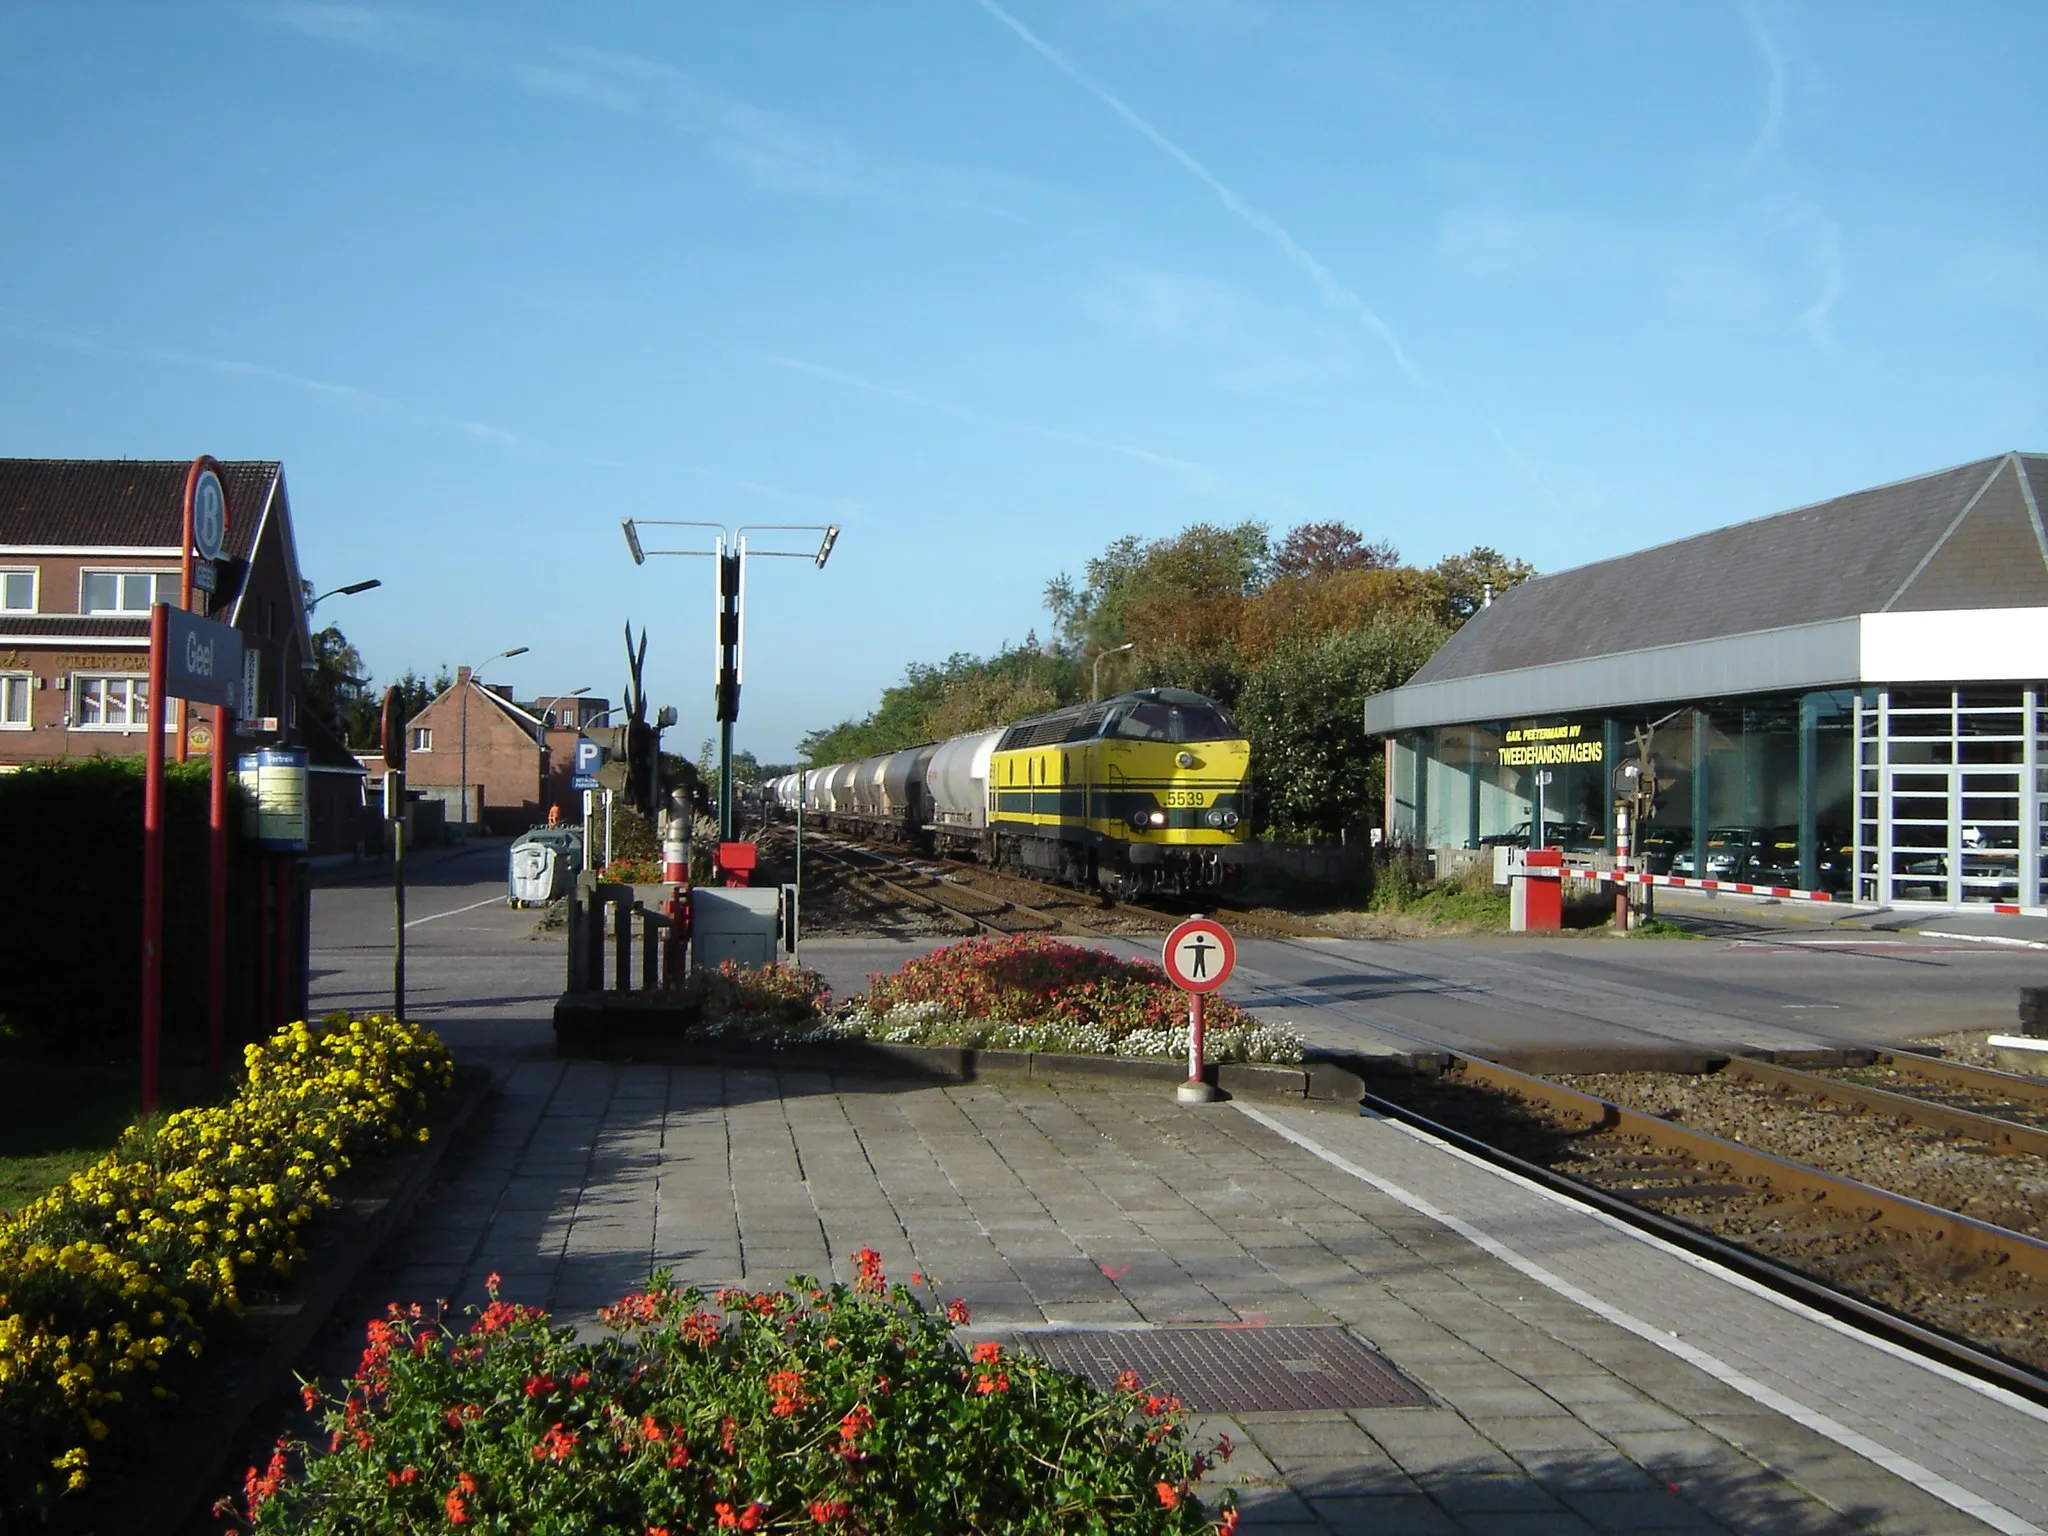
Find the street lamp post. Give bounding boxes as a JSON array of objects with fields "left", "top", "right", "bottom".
[
  {"left": 459, "top": 645, "right": 528, "bottom": 838},
  {"left": 622, "top": 519, "right": 839, "bottom": 845},
  {"left": 309, "top": 578, "right": 383, "bottom": 610},
  {"left": 1092, "top": 642, "right": 1136, "bottom": 702},
  {"left": 536, "top": 685, "right": 591, "bottom": 729}
]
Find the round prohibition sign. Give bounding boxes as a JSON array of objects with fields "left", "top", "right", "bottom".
[{"left": 1162, "top": 916, "right": 1236, "bottom": 993}]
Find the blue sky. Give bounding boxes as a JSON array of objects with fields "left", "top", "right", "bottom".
[{"left": 4, "top": 2, "right": 2043, "bottom": 761}]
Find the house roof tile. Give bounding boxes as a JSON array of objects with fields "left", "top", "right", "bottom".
[{"left": 0, "top": 459, "right": 279, "bottom": 558}]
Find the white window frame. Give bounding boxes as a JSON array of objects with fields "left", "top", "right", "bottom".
[
  {"left": 72, "top": 672, "right": 164, "bottom": 731},
  {"left": 0, "top": 672, "right": 30, "bottom": 729},
  {"left": 410, "top": 726, "right": 432, "bottom": 752},
  {"left": 78, "top": 568, "right": 178, "bottom": 616},
  {"left": 0, "top": 568, "right": 36, "bottom": 615}
]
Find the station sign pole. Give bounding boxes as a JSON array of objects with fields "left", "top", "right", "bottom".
[
  {"left": 381, "top": 686, "right": 408, "bottom": 1021},
  {"left": 1162, "top": 915, "right": 1236, "bottom": 1106},
  {"left": 140, "top": 600, "right": 242, "bottom": 1112}
]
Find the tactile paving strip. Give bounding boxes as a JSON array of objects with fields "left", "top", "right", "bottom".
[{"left": 1007, "top": 1326, "right": 1432, "bottom": 1412}]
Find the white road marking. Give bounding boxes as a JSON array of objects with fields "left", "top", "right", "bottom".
[
  {"left": 1920, "top": 930, "right": 2048, "bottom": 953},
  {"left": 1232, "top": 1100, "right": 2046, "bottom": 1536},
  {"left": 405, "top": 896, "right": 506, "bottom": 929}
]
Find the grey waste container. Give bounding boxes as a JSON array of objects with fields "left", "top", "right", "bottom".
[{"left": 507, "top": 827, "right": 582, "bottom": 906}]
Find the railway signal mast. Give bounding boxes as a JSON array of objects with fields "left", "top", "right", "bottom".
[{"left": 621, "top": 519, "right": 840, "bottom": 847}]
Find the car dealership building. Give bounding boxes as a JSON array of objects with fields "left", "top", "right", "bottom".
[{"left": 1364, "top": 452, "right": 2048, "bottom": 908}]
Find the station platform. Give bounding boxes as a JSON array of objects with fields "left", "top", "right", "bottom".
[{"left": 369, "top": 1056, "right": 2048, "bottom": 1534}]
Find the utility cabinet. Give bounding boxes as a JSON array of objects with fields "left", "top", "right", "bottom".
[{"left": 690, "top": 884, "right": 798, "bottom": 970}]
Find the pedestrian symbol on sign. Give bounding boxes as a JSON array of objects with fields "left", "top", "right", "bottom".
[{"left": 1184, "top": 932, "right": 1217, "bottom": 979}]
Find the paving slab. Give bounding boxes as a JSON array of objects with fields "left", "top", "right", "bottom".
[{"left": 353, "top": 1064, "right": 2048, "bottom": 1535}]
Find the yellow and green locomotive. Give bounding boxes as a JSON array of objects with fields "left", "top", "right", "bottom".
[{"left": 986, "top": 687, "right": 1252, "bottom": 896}]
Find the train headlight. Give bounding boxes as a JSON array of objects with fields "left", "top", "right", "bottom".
[
  {"left": 1129, "top": 811, "right": 1151, "bottom": 830},
  {"left": 1223, "top": 811, "right": 1240, "bottom": 829},
  {"left": 1205, "top": 809, "right": 1225, "bottom": 828},
  {"left": 1176, "top": 751, "right": 1197, "bottom": 768},
  {"left": 1148, "top": 810, "right": 1168, "bottom": 827}
]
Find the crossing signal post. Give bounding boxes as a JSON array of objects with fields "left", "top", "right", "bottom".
[{"left": 620, "top": 517, "right": 841, "bottom": 854}]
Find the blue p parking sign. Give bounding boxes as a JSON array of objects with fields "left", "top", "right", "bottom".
[{"left": 572, "top": 735, "right": 603, "bottom": 791}]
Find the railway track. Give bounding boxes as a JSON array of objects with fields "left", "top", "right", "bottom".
[
  {"left": 1364, "top": 1053, "right": 2048, "bottom": 1400},
  {"left": 798, "top": 837, "right": 1111, "bottom": 940}
]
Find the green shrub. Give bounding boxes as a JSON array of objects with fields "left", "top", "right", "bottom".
[{"left": 0, "top": 757, "right": 263, "bottom": 1055}]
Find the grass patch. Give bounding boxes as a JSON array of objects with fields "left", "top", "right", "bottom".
[
  {"left": 1369, "top": 863, "right": 1510, "bottom": 930},
  {"left": 1626, "top": 916, "right": 1703, "bottom": 939},
  {"left": 0, "top": 1060, "right": 223, "bottom": 1217}
]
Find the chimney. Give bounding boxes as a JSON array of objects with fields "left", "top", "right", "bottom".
[
  {"left": 456, "top": 665, "right": 472, "bottom": 687},
  {"left": 1481, "top": 582, "right": 1494, "bottom": 609}
]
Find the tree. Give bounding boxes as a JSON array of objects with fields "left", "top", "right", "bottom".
[
  {"left": 305, "top": 622, "right": 374, "bottom": 745},
  {"left": 1236, "top": 611, "right": 1451, "bottom": 839},
  {"left": 1270, "top": 521, "right": 1399, "bottom": 581},
  {"left": 1425, "top": 546, "right": 1538, "bottom": 625}
]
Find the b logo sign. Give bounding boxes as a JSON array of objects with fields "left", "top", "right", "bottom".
[{"left": 191, "top": 468, "right": 226, "bottom": 562}]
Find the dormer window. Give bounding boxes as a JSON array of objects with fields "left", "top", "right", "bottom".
[
  {"left": 1, "top": 569, "right": 34, "bottom": 613},
  {"left": 81, "top": 570, "right": 177, "bottom": 614}
]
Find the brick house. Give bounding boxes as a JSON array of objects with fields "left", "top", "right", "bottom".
[
  {"left": 403, "top": 675, "right": 601, "bottom": 834},
  {"left": 0, "top": 459, "right": 367, "bottom": 854}
]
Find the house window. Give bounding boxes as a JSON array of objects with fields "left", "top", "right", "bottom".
[
  {"left": 1, "top": 673, "right": 29, "bottom": 728},
  {"left": 411, "top": 727, "right": 432, "bottom": 752},
  {"left": 80, "top": 570, "right": 176, "bottom": 614},
  {"left": 1, "top": 570, "right": 34, "bottom": 613},
  {"left": 74, "top": 674, "right": 158, "bottom": 729}
]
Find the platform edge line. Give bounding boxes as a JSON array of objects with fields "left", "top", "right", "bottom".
[{"left": 1230, "top": 1100, "right": 2046, "bottom": 1536}]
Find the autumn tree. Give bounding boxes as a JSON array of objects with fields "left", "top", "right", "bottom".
[
  {"left": 1269, "top": 521, "right": 1399, "bottom": 581},
  {"left": 1424, "top": 546, "right": 1538, "bottom": 625}
]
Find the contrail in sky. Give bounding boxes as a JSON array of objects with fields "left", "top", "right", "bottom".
[
  {"left": 766, "top": 354, "right": 1221, "bottom": 494},
  {"left": 975, "top": 0, "right": 1420, "bottom": 382}
]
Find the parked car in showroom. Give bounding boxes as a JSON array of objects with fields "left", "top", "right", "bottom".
[
  {"left": 1670, "top": 827, "right": 1766, "bottom": 880},
  {"left": 1479, "top": 819, "right": 1595, "bottom": 851}
]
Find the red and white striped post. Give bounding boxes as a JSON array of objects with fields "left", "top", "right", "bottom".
[{"left": 1614, "top": 802, "right": 1631, "bottom": 931}]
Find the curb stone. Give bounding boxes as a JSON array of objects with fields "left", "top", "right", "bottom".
[
  {"left": 552, "top": 992, "right": 1365, "bottom": 1103},
  {"left": 54, "top": 1066, "right": 492, "bottom": 1536}
]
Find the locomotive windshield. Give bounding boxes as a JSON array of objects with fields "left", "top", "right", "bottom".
[{"left": 1105, "top": 701, "right": 1238, "bottom": 743}]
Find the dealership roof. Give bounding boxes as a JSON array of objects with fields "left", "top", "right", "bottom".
[{"left": 1367, "top": 452, "right": 2048, "bottom": 733}]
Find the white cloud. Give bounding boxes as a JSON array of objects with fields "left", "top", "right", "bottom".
[
  {"left": 243, "top": 2, "right": 434, "bottom": 54},
  {"left": 1737, "top": 0, "right": 1787, "bottom": 174}
]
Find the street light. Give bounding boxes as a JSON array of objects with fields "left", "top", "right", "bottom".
[
  {"left": 620, "top": 518, "right": 840, "bottom": 842},
  {"left": 1092, "top": 642, "right": 1136, "bottom": 701},
  {"left": 309, "top": 578, "right": 383, "bottom": 611},
  {"left": 459, "top": 644, "right": 528, "bottom": 837},
  {"left": 537, "top": 685, "right": 591, "bottom": 728}
]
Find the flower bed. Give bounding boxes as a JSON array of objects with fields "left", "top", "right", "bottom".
[
  {"left": 672, "top": 938, "right": 1304, "bottom": 1065},
  {"left": 227, "top": 1251, "right": 1237, "bottom": 1534},
  {"left": 0, "top": 1015, "right": 454, "bottom": 1519}
]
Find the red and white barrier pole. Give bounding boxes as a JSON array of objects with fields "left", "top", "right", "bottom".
[
  {"left": 1614, "top": 803, "right": 1631, "bottom": 931},
  {"left": 1186, "top": 991, "right": 1205, "bottom": 1090}
]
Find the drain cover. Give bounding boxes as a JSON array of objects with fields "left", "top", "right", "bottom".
[{"left": 1008, "top": 1326, "right": 1431, "bottom": 1412}]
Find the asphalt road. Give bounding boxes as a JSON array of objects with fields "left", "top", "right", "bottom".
[
  {"left": 311, "top": 851, "right": 2043, "bottom": 1068},
  {"left": 309, "top": 842, "right": 562, "bottom": 1065}
]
